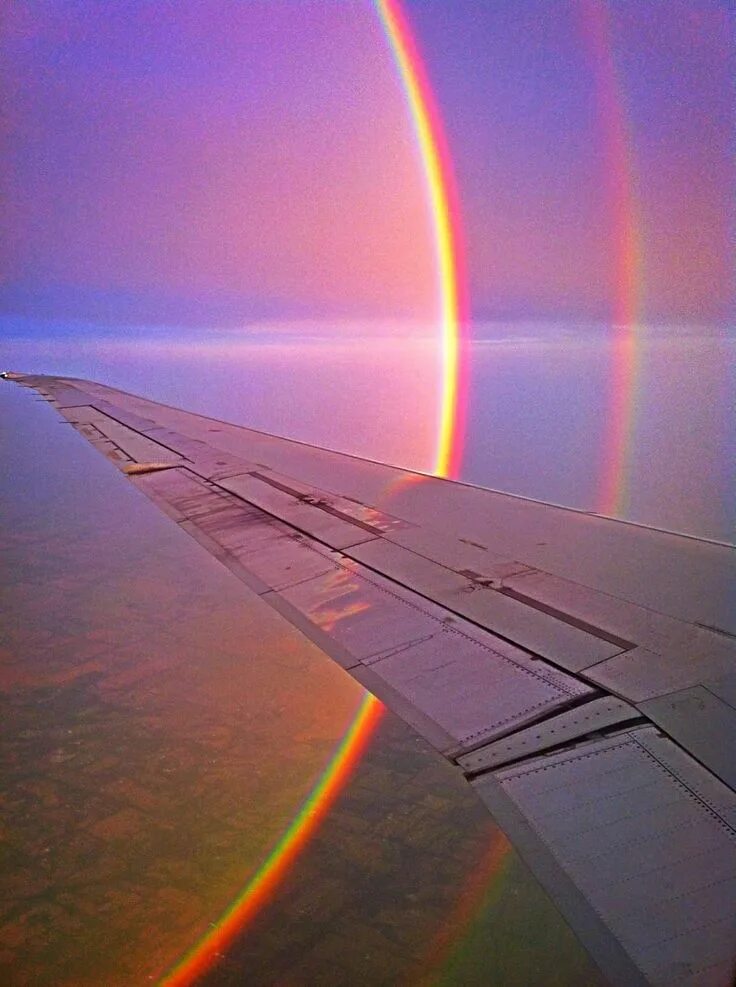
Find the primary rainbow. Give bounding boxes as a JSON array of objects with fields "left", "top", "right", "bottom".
[
  {"left": 158, "top": 693, "right": 383, "bottom": 986},
  {"left": 157, "top": 6, "right": 467, "bottom": 981},
  {"left": 374, "top": 0, "right": 468, "bottom": 479},
  {"left": 581, "top": 0, "right": 642, "bottom": 518}
]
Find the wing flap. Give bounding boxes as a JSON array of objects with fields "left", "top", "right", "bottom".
[
  {"left": 474, "top": 726, "right": 736, "bottom": 987},
  {"left": 134, "top": 464, "right": 595, "bottom": 756}
]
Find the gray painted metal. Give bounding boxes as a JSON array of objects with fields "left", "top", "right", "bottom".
[
  {"left": 478, "top": 727, "right": 736, "bottom": 987},
  {"left": 137, "top": 464, "right": 597, "bottom": 753},
  {"left": 584, "top": 644, "right": 736, "bottom": 703},
  {"left": 502, "top": 568, "right": 729, "bottom": 672},
  {"left": 47, "top": 384, "right": 94, "bottom": 408},
  {"left": 640, "top": 686, "right": 736, "bottom": 790},
  {"left": 131, "top": 456, "right": 595, "bottom": 760},
  {"left": 365, "top": 629, "right": 590, "bottom": 752},
  {"left": 145, "top": 427, "right": 218, "bottom": 465},
  {"left": 387, "top": 524, "right": 534, "bottom": 582},
  {"left": 91, "top": 439, "right": 130, "bottom": 464},
  {"left": 10, "top": 372, "right": 736, "bottom": 987},
  {"left": 278, "top": 564, "right": 444, "bottom": 665},
  {"left": 134, "top": 468, "right": 231, "bottom": 522},
  {"left": 634, "top": 727, "right": 736, "bottom": 830},
  {"left": 216, "top": 473, "right": 379, "bottom": 550},
  {"left": 247, "top": 468, "right": 407, "bottom": 533},
  {"left": 41, "top": 375, "right": 734, "bottom": 635},
  {"left": 56, "top": 405, "right": 109, "bottom": 425},
  {"left": 347, "top": 538, "right": 623, "bottom": 670},
  {"left": 84, "top": 413, "right": 184, "bottom": 466},
  {"left": 458, "top": 696, "right": 640, "bottom": 774},
  {"left": 706, "top": 673, "right": 736, "bottom": 710},
  {"left": 226, "top": 532, "right": 339, "bottom": 593},
  {"left": 472, "top": 773, "right": 651, "bottom": 987},
  {"left": 90, "top": 398, "right": 157, "bottom": 433}
]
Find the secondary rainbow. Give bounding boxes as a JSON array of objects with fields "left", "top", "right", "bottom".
[
  {"left": 374, "top": 0, "right": 468, "bottom": 479},
  {"left": 158, "top": 693, "right": 383, "bottom": 986},
  {"left": 414, "top": 831, "right": 511, "bottom": 980},
  {"left": 581, "top": 0, "right": 643, "bottom": 518}
]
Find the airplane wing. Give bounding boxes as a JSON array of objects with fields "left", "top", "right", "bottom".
[{"left": 6, "top": 371, "right": 735, "bottom": 987}]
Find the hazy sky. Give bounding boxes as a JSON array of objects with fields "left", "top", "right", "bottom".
[{"left": 2, "top": 0, "right": 733, "bottom": 334}]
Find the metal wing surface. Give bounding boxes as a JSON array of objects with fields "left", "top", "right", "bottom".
[{"left": 7, "top": 372, "right": 736, "bottom": 987}]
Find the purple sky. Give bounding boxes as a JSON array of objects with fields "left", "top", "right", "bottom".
[{"left": 1, "top": 0, "right": 733, "bottom": 334}]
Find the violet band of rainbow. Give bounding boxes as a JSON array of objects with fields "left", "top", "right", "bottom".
[{"left": 374, "top": 0, "right": 469, "bottom": 479}]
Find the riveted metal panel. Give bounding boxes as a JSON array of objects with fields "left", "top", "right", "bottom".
[
  {"left": 633, "top": 726, "right": 736, "bottom": 832},
  {"left": 584, "top": 645, "right": 736, "bottom": 703},
  {"left": 478, "top": 727, "right": 736, "bottom": 987},
  {"left": 706, "top": 672, "right": 736, "bottom": 711},
  {"left": 640, "top": 686, "right": 736, "bottom": 791},
  {"left": 347, "top": 538, "right": 623, "bottom": 671},
  {"left": 367, "top": 629, "right": 592, "bottom": 752},
  {"left": 458, "top": 696, "right": 639, "bottom": 774}
]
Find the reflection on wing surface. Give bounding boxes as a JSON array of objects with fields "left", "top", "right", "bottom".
[{"left": 8, "top": 373, "right": 736, "bottom": 987}]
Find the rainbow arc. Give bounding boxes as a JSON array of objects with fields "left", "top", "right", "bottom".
[
  {"left": 581, "top": 0, "right": 642, "bottom": 518},
  {"left": 159, "top": 5, "right": 472, "bottom": 982},
  {"left": 375, "top": 0, "right": 468, "bottom": 479}
]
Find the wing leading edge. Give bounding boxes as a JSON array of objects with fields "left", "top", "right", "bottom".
[{"left": 7, "top": 372, "right": 736, "bottom": 987}]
